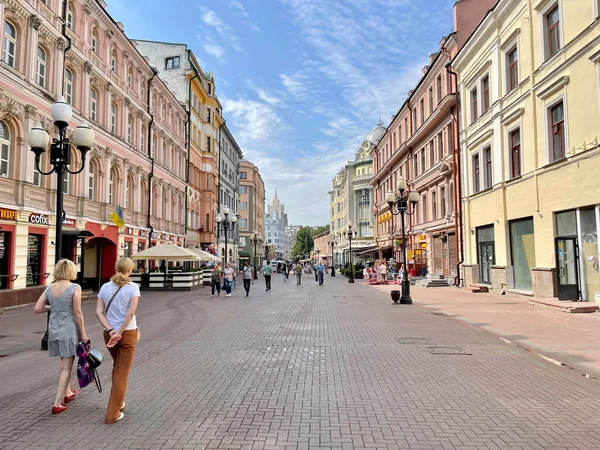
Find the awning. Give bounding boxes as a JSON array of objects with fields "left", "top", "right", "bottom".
[
  {"left": 62, "top": 230, "right": 94, "bottom": 238},
  {"left": 131, "top": 243, "right": 199, "bottom": 261},
  {"left": 186, "top": 247, "right": 218, "bottom": 262},
  {"left": 355, "top": 245, "right": 379, "bottom": 255}
]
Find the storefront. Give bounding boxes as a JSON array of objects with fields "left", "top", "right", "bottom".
[
  {"left": 0, "top": 207, "right": 16, "bottom": 290},
  {"left": 27, "top": 213, "right": 49, "bottom": 287}
]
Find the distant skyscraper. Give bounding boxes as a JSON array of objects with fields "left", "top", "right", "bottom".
[{"left": 265, "top": 190, "right": 291, "bottom": 258}]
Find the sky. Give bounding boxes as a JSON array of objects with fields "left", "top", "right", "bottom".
[{"left": 105, "top": 0, "right": 455, "bottom": 226}]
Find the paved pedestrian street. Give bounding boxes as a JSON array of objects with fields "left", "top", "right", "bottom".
[{"left": 2, "top": 275, "right": 600, "bottom": 450}]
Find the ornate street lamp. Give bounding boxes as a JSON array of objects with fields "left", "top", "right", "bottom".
[
  {"left": 216, "top": 206, "right": 237, "bottom": 267},
  {"left": 345, "top": 222, "right": 356, "bottom": 284},
  {"left": 329, "top": 236, "right": 335, "bottom": 276},
  {"left": 28, "top": 96, "right": 95, "bottom": 350},
  {"left": 386, "top": 177, "right": 420, "bottom": 304}
]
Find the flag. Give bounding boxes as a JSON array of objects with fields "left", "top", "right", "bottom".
[{"left": 110, "top": 205, "right": 125, "bottom": 228}]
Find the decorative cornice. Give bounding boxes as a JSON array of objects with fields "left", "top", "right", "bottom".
[
  {"left": 83, "top": 61, "right": 93, "bottom": 73},
  {"left": 30, "top": 15, "right": 42, "bottom": 31}
]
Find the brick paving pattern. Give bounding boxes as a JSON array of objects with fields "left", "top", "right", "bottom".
[{"left": 1, "top": 274, "right": 600, "bottom": 449}]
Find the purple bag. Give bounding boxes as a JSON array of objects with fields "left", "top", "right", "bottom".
[{"left": 77, "top": 342, "right": 102, "bottom": 392}]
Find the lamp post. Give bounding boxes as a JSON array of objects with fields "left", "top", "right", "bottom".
[
  {"left": 345, "top": 222, "right": 356, "bottom": 284},
  {"left": 216, "top": 206, "right": 237, "bottom": 267},
  {"left": 386, "top": 177, "right": 420, "bottom": 304},
  {"left": 252, "top": 233, "right": 259, "bottom": 279},
  {"left": 329, "top": 236, "right": 335, "bottom": 276},
  {"left": 28, "top": 96, "right": 95, "bottom": 350}
]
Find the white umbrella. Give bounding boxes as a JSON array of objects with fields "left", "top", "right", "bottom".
[
  {"left": 186, "top": 247, "right": 218, "bottom": 262},
  {"left": 131, "top": 243, "right": 199, "bottom": 261}
]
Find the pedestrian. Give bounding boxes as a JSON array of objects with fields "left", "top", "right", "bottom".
[
  {"left": 242, "top": 261, "right": 253, "bottom": 296},
  {"left": 283, "top": 261, "right": 289, "bottom": 282},
  {"left": 314, "top": 261, "right": 319, "bottom": 282},
  {"left": 264, "top": 260, "right": 273, "bottom": 291},
  {"left": 295, "top": 261, "right": 303, "bottom": 285},
  {"left": 211, "top": 264, "right": 222, "bottom": 296},
  {"left": 231, "top": 260, "right": 238, "bottom": 290},
  {"left": 224, "top": 262, "right": 234, "bottom": 297},
  {"left": 34, "top": 259, "right": 88, "bottom": 415},
  {"left": 380, "top": 260, "right": 387, "bottom": 283},
  {"left": 95, "top": 257, "right": 140, "bottom": 424},
  {"left": 317, "top": 261, "right": 325, "bottom": 286}
]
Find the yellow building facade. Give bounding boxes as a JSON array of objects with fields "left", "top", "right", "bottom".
[{"left": 453, "top": 0, "right": 600, "bottom": 301}]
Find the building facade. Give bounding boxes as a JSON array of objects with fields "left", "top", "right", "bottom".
[
  {"left": 265, "top": 190, "right": 290, "bottom": 258},
  {"left": 453, "top": 0, "right": 600, "bottom": 301},
  {"left": 134, "top": 40, "right": 224, "bottom": 251},
  {"left": 0, "top": 0, "right": 186, "bottom": 294},
  {"left": 312, "top": 230, "right": 331, "bottom": 265},
  {"left": 329, "top": 122, "right": 381, "bottom": 266},
  {"left": 239, "top": 160, "right": 265, "bottom": 267},
  {"left": 217, "top": 124, "right": 242, "bottom": 263}
]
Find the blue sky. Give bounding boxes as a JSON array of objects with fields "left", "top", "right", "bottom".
[{"left": 106, "top": 0, "right": 455, "bottom": 226}]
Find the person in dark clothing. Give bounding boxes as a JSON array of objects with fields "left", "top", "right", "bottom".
[
  {"left": 242, "top": 261, "right": 252, "bottom": 297},
  {"left": 264, "top": 261, "right": 273, "bottom": 291}
]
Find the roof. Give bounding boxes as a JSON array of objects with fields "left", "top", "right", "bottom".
[{"left": 365, "top": 120, "right": 386, "bottom": 145}]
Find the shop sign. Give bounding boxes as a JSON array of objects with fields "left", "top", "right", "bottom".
[
  {"left": 407, "top": 250, "right": 414, "bottom": 259},
  {"left": 140, "top": 230, "right": 148, "bottom": 238},
  {"left": 0, "top": 208, "right": 17, "bottom": 221},
  {"left": 29, "top": 213, "right": 49, "bottom": 225},
  {"left": 421, "top": 243, "right": 427, "bottom": 249},
  {"left": 393, "top": 239, "right": 403, "bottom": 246},
  {"left": 150, "top": 232, "right": 157, "bottom": 238},
  {"left": 63, "top": 218, "right": 76, "bottom": 227},
  {"left": 417, "top": 234, "right": 427, "bottom": 242}
]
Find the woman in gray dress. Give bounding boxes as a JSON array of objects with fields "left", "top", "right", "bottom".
[{"left": 35, "top": 259, "right": 88, "bottom": 415}]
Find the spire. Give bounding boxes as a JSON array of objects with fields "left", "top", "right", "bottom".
[{"left": 274, "top": 188, "right": 278, "bottom": 200}]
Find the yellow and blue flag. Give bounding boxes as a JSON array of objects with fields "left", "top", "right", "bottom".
[{"left": 110, "top": 205, "right": 125, "bottom": 228}]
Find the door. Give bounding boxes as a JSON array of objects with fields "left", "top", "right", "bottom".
[
  {"left": 478, "top": 242, "right": 494, "bottom": 284},
  {"left": 556, "top": 237, "right": 580, "bottom": 300}
]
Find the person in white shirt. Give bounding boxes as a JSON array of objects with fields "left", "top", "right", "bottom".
[
  {"left": 380, "top": 261, "right": 387, "bottom": 282},
  {"left": 95, "top": 257, "right": 140, "bottom": 424},
  {"left": 223, "top": 262, "right": 234, "bottom": 297}
]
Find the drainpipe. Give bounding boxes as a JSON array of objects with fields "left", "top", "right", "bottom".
[
  {"left": 446, "top": 63, "right": 464, "bottom": 287},
  {"left": 185, "top": 50, "right": 199, "bottom": 240},
  {"left": 60, "top": 0, "right": 71, "bottom": 92},
  {"left": 147, "top": 68, "right": 158, "bottom": 248}
]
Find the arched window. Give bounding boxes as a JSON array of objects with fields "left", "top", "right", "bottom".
[
  {"left": 152, "top": 186, "right": 158, "bottom": 217},
  {"left": 141, "top": 125, "right": 146, "bottom": 151},
  {"left": 91, "top": 29, "right": 98, "bottom": 53},
  {"left": 0, "top": 121, "right": 10, "bottom": 178},
  {"left": 66, "top": 3, "right": 74, "bottom": 30},
  {"left": 125, "top": 174, "right": 131, "bottom": 209},
  {"left": 88, "top": 161, "right": 95, "bottom": 200},
  {"left": 64, "top": 68, "right": 73, "bottom": 105},
  {"left": 90, "top": 88, "right": 97, "bottom": 121},
  {"left": 127, "top": 67, "right": 133, "bottom": 87},
  {"left": 140, "top": 180, "right": 147, "bottom": 214},
  {"left": 127, "top": 115, "right": 132, "bottom": 143},
  {"left": 36, "top": 46, "right": 46, "bottom": 88},
  {"left": 108, "top": 169, "right": 116, "bottom": 205},
  {"left": 111, "top": 49, "right": 117, "bottom": 73},
  {"left": 2, "top": 21, "right": 17, "bottom": 68},
  {"left": 110, "top": 103, "right": 116, "bottom": 133},
  {"left": 162, "top": 191, "right": 168, "bottom": 219}
]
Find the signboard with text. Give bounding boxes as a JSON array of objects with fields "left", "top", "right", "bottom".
[
  {"left": 29, "top": 213, "right": 49, "bottom": 225},
  {"left": 0, "top": 208, "right": 17, "bottom": 221}
]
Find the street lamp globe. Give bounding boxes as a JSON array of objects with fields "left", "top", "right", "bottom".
[
  {"left": 385, "top": 191, "right": 396, "bottom": 204},
  {"left": 230, "top": 214, "right": 238, "bottom": 223},
  {"left": 409, "top": 191, "right": 420, "bottom": 204},
  {"left": 50, "top": 96, "right": 73, "bottom": 126},
  {"left": 223, "top": 206, "right": 230, "bottom": 216},
  {"left": 347, "top": 221, "right": 353, "bottom": 229},
  {"left": 216, "top": 214, "right": 223, "bottom": 223},
  {"left": 73, "top": 121, "right": 95, "bottom": 150},
  {"left": 397, "top": 177, "right": 407, "bottom": 192},
  {"left": 27, "top": 123, "right": 49, "bottom": 156}
]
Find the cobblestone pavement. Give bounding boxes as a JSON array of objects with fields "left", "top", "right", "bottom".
[{"left": 2, "top": 274, "right": 600, "bottom": 449}]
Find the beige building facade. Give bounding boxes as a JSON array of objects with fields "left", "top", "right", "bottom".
[
  {"left": 239, "top": 160, "right": 265, "bottom": 267},
  {"left": 453, "top": 0, "right": 600, "bottom": 301}
]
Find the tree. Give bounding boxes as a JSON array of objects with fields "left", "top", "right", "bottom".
[
  {"left": 291, "top": 226, "right": 314, "bottom": 259},
  {"left": 311, "top": 225, "right": 329, "bottom": 236}
]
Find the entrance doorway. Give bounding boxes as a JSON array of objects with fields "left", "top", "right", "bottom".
[
  {"left": 476, "top": 225, "right": 495, "bottom": 285},
  {"left": 556, "top": 237, "right": 580, "bottom": 300},
  {"left": 83, "top": 237, "right": 117, "bottom": 291}
]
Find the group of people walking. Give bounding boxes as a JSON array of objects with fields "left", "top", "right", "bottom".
[
  {"left": 211, "top": 260, "right": 255, "bottom": 297},
  {"left": 34, "top": 257, "right": 140, "bottom": 424}
]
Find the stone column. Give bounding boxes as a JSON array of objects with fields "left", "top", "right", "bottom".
[
  {"left": 22, "top": 105, "right": 38, "bottom": 184},
  {"left": 123, "top": 98, "right": 130, "bottom": 142},
  {"left": 28, "top": 15, "right": 42, "bottom": 84},
  {"left": 135, "top": 170, "right": 143, "bottom": 213},
  {"left": 137, "top": 110, "right": 144, "bottom": 151},
  {"left": 82, "top": 62, "right": 92, "bottom": 118},
  {"left": 55, "top": 38, "right": 67, "bottom": 95},
  {"left": 105, "top": 85, "right": 112, "bottom": 129}
]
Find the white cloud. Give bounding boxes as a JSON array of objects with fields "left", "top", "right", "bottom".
[
  {"left": 204, "top": 41, "right": 225, "bottom": 61},
  {"left": 201, "top": 10, "right": 227, "bottom": 34},
  {"left": 230, "top": 0, "right": 261, "bottom": 31},
  {"left": 198, "top": 7, "right": 243, "bottom": 53},
  {"left": 280, "top": 74, "right": 305, "bottom": 98}
]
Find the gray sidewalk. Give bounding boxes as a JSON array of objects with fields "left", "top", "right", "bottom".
[{"left": 1, "top": 274, "right": 600, "bottom": 449}]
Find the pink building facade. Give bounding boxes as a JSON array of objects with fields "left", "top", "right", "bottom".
[{"left": 0, "top": 0, "right": 186, "bottom": 297}]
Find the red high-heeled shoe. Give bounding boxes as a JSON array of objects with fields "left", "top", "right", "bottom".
[
  {"left": 63, "top": 390, "right": 77, "bottom": 404},
  {"left": 52, "top": 405, "right": 68, "bottom": 415}
]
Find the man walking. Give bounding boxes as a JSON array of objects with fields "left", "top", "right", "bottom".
[
  {"left": 242, "top": 261, "right": 253, "bottom": 297},
  {"left": 231, "top": 260, "right": 239, "bottom": 290},
  {"left": 264, "top": 261, "right": 273, "bottom": 291},
  {"left": 295, "top": 261, "right": 303, "bottom": 285},
  {"left": 317, "top": 261, "right": 325, "bottom": 286},
  {"left": 283, "top": 261, "right": 289, "bottom": 282}
]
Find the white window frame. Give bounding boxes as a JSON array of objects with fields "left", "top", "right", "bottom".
[
  {"left": 111, "top": 49, "right": 117, "bottom": 73},
  {"left": 538, "top": 0, "right": 563, "bottom": 62},
  {"left": 481, "top": 73, "right": 491, "bottom": 114},
  {"left": 594, "top": 0, "right": 600, "bottom": 19},
  {"left": 471, "top": 150, "right": 481, "bottom": 195},
  {"left": 65, "top": 68, "right": 73, "bottom": 105},
  {"left": 91, "top": 29, "right": 97, "bottom": 54},
  {"left": 63, "top": 173, "right": 70, "bottom": 195},
  {"left": 469, "top": 85, "right": 479, "bottom": 124},
  {"left": 88, "top": 163, "right": 95, "bottom": 200},
  {"left": 502, "top": 31, "right": 520, "bottom": 96},
  {"left": 3, "top": 21, "right": 17, "bottom": 68},
  {"left": 0, "top": 121, "right": 10, "bottom": 178},
  {"left": 36, "top": 46, "right": 47, "bottom": 88},
  {"left": 482, "top": 145, "right": 493, "bottom": 189},
  {"left": 110, "top": 103, "right": 117, "bottom": 134},
  {"left": 109, "top": 171, "right": 114, "bottom": 205},
  {"left": 90, "top": 88, "right": 97, "bottom": 121},
  {"left": 127, "top": 115, "right": 132, "bottom": 143},
  {"left": 125, "top": 176, "right": 131, "bottom": 209},
  {"left": 66, "top": 4, "right": 74, "bottom": 30},
  {"left": 506, "top": 123, "right": 523, "bottom": 180},
  {"left": 545, "top": 94, "right": 569, "bottom": 163}
]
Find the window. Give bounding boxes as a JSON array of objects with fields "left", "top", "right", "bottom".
[
  {"left": 546, "top": 5, "right": 561, "bottom": 59},
  {"left": 482, "top": 75, "right": 490, "bottom": 112},
  {"left": 436, "top": 75, "right": 442, "bottom": 104},
  {"left": 507, "top": 47, "right": 518, "bottom": 91},
  {"left": 127, "top": 68, "right": 132, "bottom": 87},
  {"left": 111, "top": 49, "right": 117, "bottom": 73},
  {"left": 239, "top": 219, "right": 247, "bottom": 229},
  {"left": 36, "top": 46, "right": 46, "bottom": 88},
  {"left": 429, "top": 140, "right": 435, "bottom": 166},
  {"left": 428, "top": 86, "right": 434, "bottom": 115},
  {"left": 484, "top": 147, "right": 492, "bottom": 189},
  {"left": 438, "top": 132, "right": 444, "bottom": 160},
  {"left": 440, "top": 186, "right": 446, "bottom": 218},
  {"left": 3, "top": 21, "right": 17, "bottom": 68},
  {"left": 358, "top": 190, "right": 371, "bottom": 237},
  {"left": 404, "top": 117, "right": 409, "bottom": 140},
  {"left": 90, "top": 88, "right": 97, "bottom": 121},
  {"left": 125, "top": 176, "right": 132, "bottom": 209},
  {"left": 165, "top": 56, "right": 180, "bottom": 69},
  {"left": 550, "top": 101, "right": 565, "bottom": 162},
  {"left": 127, "top": 116, "right": 132, "bottom": 143},
  {"left": 206, "top": 136, "right": 211, "bottom": 152},
  {"left": 207, "top": 83, "right": 213, "bottom": 95},
  {"left": 110, "top": 104, "right": 117, "bottom": 133},
  {"left": 64, "top": 68, "right": 73, "bottom": 105},
  {"left": 470, "top": 87, "right": 478, "bottom": 123},
  {"left": 510, "top": 128, "right": 521, "bottom": 178},
  {"left": 432, "top": 190, "right": 437, "bottom": 220},
  {"left": 0, "top": 121, "right": 10, "bottom": 178},
  {"left": 473, "top": 154, "right": 480, "bottom": 193},
  {"left": 420, "top": 149, "right": 425, "bottom": 173},
  {"left": 141, "top": 125, "right": 146, "bottom": 150},
  {"left": 411, "top": 109, "right": 417, "bottom": 133},
  {"left": 66, "top": 4, "right": 74, "bottom": 30},
  {"left": 413, "top": 155, "right": 419, "bottom": 177},
  {"left": 241, "top": 202, "right": 248, "bottom": 211},
  {"left": 91, "top": 29, "right": 97, "bottom": 53},
  {"left": 206, "top": 108, "right": 211, "bottom": 123},
  {"left": 88, "top": 163, "right": 95, "bottom": 200},
  {"left": 63, "top": 173, "right": 69, "bottom": 195},
  {"left": 421, "top": 194, "right": 427, "bottom": 223},
  {"left": 108, "top": 171, "right": 114, "bottom": 204},
  {"left": 419, "top": 98, "right": 425, "bottom": 124},
  {"left": 240, "top": 171, "right": 247, "bottom": 179},
  {"left": 240, "top": 185, "right": 247, "bottom": 194}
]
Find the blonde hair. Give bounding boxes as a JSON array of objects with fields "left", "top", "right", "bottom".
[
  {"left": 54, "top": 259, "right": 77, "bottom": 281},
  {"left": 111, "top": 257, "right": 135, "bottom": 287}
]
